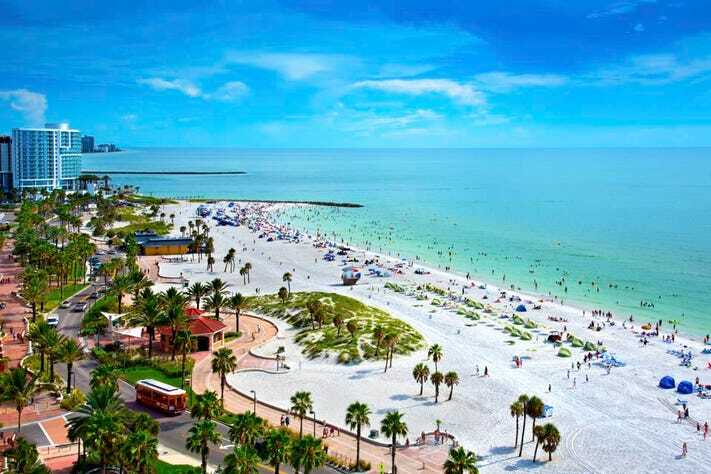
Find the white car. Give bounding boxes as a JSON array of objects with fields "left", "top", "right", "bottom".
[
  {"left": 60, "top": 301, "right": 71, "bottom": 309},
  {"left": 46, "top": 315, "right": 59, "bottom": 326}
]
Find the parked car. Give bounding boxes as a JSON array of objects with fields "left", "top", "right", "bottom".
[
  {"left": 60, "top": 301, "right": 71, "bottom": 309},
  {"left": 46, "top": 315, "right": 59, "bottom": 326}
]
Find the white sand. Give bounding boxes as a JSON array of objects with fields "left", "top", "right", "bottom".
[{"left": 160, "top": 201, "right": 711, "bottom": 473}]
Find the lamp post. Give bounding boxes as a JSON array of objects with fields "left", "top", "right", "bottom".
[
  {"left": 250, "top": 390, "right": 256, "bottom": 414},
  {"left": 310, "top": 409, "right": 316, "bottom": 437}
]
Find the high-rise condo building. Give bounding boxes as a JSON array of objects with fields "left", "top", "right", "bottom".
[
  {"left": 12, "top": 123, "right": 82, "bottom": 191},
  {"left": 81, "top": 135, "right": 95, "bottom": 153},
  {"left": 0, "top": 136, "right": 12, "bottom": 192}
]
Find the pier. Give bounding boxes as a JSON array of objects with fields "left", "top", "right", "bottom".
[{"left": 81, "top": 170, "right": 246, "bottom": 175}]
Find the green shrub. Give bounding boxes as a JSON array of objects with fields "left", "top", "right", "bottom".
[
  {"left": 558, "top": 348, "right": 572, "bottom": 357},
  {"left": 520, "top": 331, "right": 532, "bottom": 341},
  {"left": 571, "top": 338, "right": 584, "bottom": 348},
  {"left": 60, "top": 388, "right": 86, "bottom": 411}
]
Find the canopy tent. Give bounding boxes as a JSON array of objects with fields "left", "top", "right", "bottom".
[
  {"left": 659, "top": 376, "right": 676, "bottom": 389},
  {"left": 515, "top": 304, "right": 527, "bottom": 312},
  {"left": 677, "top": 381, "right": 694, "bottom": 394},
  {"left": 113, "top": 327, "right": 144, "bottom": 339}
]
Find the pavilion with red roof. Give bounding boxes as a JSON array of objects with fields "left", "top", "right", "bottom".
[{"left": 158, "top": 313, "right": 226, "bottom": 352}]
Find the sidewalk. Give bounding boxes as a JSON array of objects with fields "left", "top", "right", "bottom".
[
  {"left": 191, "top": 314, "right": 446, "bottom": 473},
  {"left": 0, "top": 240, "right": 30, "bottom": 369}
]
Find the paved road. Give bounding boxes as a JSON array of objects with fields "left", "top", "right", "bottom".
[{"left": 54, "top": 281, "right": 331, "bottom": 473}]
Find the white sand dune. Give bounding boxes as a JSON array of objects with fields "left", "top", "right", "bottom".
[{"left": 160, "top": 201, "right": 711, "bottom": 473}]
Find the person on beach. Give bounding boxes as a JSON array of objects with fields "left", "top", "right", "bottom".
[
  {"left": 484, "top": 366, "right": 489, "bottom": 377},
  {"left": 682, "top": 442, "right": 688, "bottom": 457}
]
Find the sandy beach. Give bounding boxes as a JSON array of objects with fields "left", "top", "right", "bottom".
[{"left": 155, "top": 200, "right": 711, "bottom": 473}]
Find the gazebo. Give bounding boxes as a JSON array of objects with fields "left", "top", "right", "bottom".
[{"left": 158, "top": 316, "right": 226, "bottom": 353}]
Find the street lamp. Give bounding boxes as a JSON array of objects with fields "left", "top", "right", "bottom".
[
  {"left": 310, "top": 409, "right": 316, "bottom": 437},
  {"left": 249, "top": 390, "right": 256, "bottom": 414}
]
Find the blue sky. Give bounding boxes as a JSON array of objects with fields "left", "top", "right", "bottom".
[{"left": 1, "top": 0, "right": 711, "bottom": 147}]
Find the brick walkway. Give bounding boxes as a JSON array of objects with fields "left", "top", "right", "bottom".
[
  {"left": 191, "top": 314, "right": 447, "bottom": 473},
  {"left": 0, "top": 240, "right": 31, "bottom": 369}
]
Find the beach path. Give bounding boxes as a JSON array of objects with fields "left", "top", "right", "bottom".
[{"left": 191, "top": 313, "right": 446, "bottom": 473}]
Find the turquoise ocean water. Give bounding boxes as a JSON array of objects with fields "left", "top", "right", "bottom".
[{"left": 84, "top": 148, "right": 711, "bottom": 335}]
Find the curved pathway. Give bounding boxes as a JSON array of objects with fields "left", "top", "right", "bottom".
[{"left": 191, "top": 314, "right": 448, "bottom": 473}]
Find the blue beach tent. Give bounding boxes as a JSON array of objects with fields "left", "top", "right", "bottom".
[
  {"left": 677, "top": 380, "right": 694, "bottom": 394},
  {"left": 659, "top": 376, "right": 675, "bottom": 389},
  {"left": 515, "top": 304, "right": 527, "bottom": 312}
]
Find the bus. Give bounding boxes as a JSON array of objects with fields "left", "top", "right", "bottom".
[{"left": 135, "top": 379, "right": 187, "bottom": 415}]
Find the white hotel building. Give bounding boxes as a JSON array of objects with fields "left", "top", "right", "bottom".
[{"left": 12, "top": 123, "right": 82, "bottom": 191}]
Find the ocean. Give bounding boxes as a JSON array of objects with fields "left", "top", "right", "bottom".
[{"left": 83, "top": 148, "right": 711, "bottom": 334}]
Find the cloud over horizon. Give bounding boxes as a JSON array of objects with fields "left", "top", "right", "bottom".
[{"left": 0, "top": 89, "right": 47, "bottom": 127}]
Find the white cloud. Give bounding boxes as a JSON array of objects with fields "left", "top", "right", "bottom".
[
  {"left": 351, "top": 79, "right": 486, "bottom": 106},
  {"left": 0, "top": 89, "right": 47, "bottom": 126},
  {"left": 206, "top": 81, "right": 249, "bottom": 102},
  {"left": 634, "top": 23, "right": 645, "bottom": 32},
  {"left": 587, "top": 0, "right": 656, "bottom": 19},
  {"left": 137, "top": 77, "right": 202, "bottom": 97},
  {"left": 225, "top": 52, "right": 344, "bottom": 80},
  {"left": 593, "top": 53, "right": 711, "bottom": 85},
  {"left": 473, "top": 72, "right": 568, "bottom": 92},
  {"left": 377, "top": 63, "right": 436, "bottom": 78},
  {"left": 137, "top": 77, "right": 249, "bottom": 102},
  {"left": 344, "top": 109, "right": 443, "bottom": 132}
]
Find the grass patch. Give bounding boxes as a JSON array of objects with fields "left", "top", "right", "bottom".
[
  {"left": 248, "top": 291, "right": 424, "bottom": 364},
  {"left": 112, "top": 206, "right": 172, "bottom": 237},
  {"left": 118, "top": 365, "right": 184, "bottom": 387},
  {"left": 127, "top": 195, "right": 179, "bottom": 206},
  {"left": 44, "top": 282, "right": 89, "bottom": 311},
  {"left": 154, "top": 460, "right": 200, "bottom": 474}
]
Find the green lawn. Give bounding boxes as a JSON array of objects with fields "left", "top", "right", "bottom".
[
  {"left": 248, "top": 291, "right": 424, "bottom": 364},
  {"left": 118, "top": 365, "right": 185, "bottom": 387},
  {"left": 45, "top": 282, "right": 89, "bottom": 311},
  {"left": 154, "top": 460, "right": 200, "bottom": 474}
]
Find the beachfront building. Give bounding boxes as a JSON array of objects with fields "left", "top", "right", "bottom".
[
  {"left": 134, "top": 231, "right": 194, "bottom": 255},
  {"left": 158, "top": 314, "right": 226, "bottom": 352},
  {"left": 81, "top": 135, "right": 95, "bottom": 153},
  {"left": 11, "top": 123, "right": 82, "bottom": 192},
  {"left": 0, "top": 136, "right": 11, "bottom": 192}
]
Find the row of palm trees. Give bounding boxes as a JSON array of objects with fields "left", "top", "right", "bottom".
[
  {"left": 27, "top": 320, "right": 85, "bottom": 391},
  {"left": 411, "top": 344, "right": 460, "bottom": 402},
  {"left": 188, "top": 389, "right": 327, "bottom": 474},
  {"left": 185, "top": 279, "right": 248, "bottom": 328},
  {"left": 510, "top": 394, "right": 561, "bottom": 462}
]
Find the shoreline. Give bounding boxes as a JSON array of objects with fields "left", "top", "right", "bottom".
[
  {"left": 82, "top": 170, "right": 247, "bottom": 175},
  {"left": 152, "top": 199, "right": 711, "bottom": 472},
  {"left": 186, "top": 198, "right": 363, "bottom": 208}
]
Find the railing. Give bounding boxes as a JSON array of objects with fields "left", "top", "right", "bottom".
[{"left": 39, "top": 442, "right": 79, "bottom": 461}]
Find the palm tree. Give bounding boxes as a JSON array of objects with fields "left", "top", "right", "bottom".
[
  {"left": 206, "top": 255, "right": 215, "bottom": 272},
  {"left": 517, "top": 394, "right": 529, "bottom": 457},
  {"left": 427, "top": 344, "right": 444, "bottom": 372},
  {"left": 510, "top": 401, "right": 524, "bottom": 448},
  {"left": 412, "top": 363, "right": 430, "bottom": 396},
  {"left": 228, "top": 292, "right": 247, "bottom": 333},
  {"left": 289, "top": 391, "right": 314, "bottom": 438},
  {"left": 532, "top": 425, "right": 544, "bottom": 462},
  {"left": 205, "top": 291, "right": 227, "bottom": 320},
  {"left": 56, "top": 338, "right": 84, "bottom": 394},
  {"left": 443, "top": 447, "right": 478, "bottom": 474},
  {"left": 541, "top": 423, "right": 561, "bottom": 462},
  {"left": 191, "top": 391, "right": 222, "bottom": 421},
  {"left": 381, "top": 411, "right": 408, "bottom": 474},
  {"left": 43, "top": 327, "right": 64, "bottom": 382},
  {"left": 346, "top": 320, "right": 358, "bottom": 339},
  {"left": 345, "top": 401, "right": 371, "bottom": 470},
  {"left": 444, "top": 371, "right": 460, "bottom": 401},
  {"left": 210, "top": 277, "right": 229, "bottom": 296},
  {"left": 211, "top": 347, "right": 237, "bottom": 408},
  {"left": 110, "top": 274, "right": 134, "bottom": 314},
  {"left": 244, "top": 262, "right": 252, "bottom": 283},
  {"left": 332, "top": 313, "right": 344, "bottom": 337},
  {"left": 431, "top": 372, "right": 444, "bottom": 403},
  {"left": 4, "top": 438, "right": 50, "bottom": 474},
  {"left": 67, "top": 385, "right": 128, "bottom": 473},
  {"left": 527, "top": 396, "right": 545, "bottom": 442},
  {"left": 278, "top": 286, "right": 289, "bottom": 304},
  {"left": 27, "top": 321, "right": 51, "bottom": 373},
  {"left": 262, "top": 428, "right": 291, "bottom": 474},
  {"left": 290, "top": 435, "right": 326, "bottom": 474},
  {"left": 387, "top": 332, "right": 399, "bottom": 369},
  {"left": 90, "top": 364, "right": 118, "bottom": 392},
  {"left": 174, "top": 330, "right": 193, "bottom": 388},
  {"left": 128, "top": 292, "right": 165, "bottom": 360},
  {"left": 239, "top": 266, "right": 247, "bottom": 285},
  {"left": 186, "top": 282, "right": 209, "bottom": 310},
  {"left": 382, "top": 334, "right": 393, "bottom": 373},
  {"left": 19, "top": 273, "right": 48, "bottom": 322},
  {"left": 0, "top": 368, "right": 39, "bottom": 431},
  {"left": 224, "top": 445, "right": 261, "bottom": 474},
  {"left": 229, "top": 411, "right": 266, "bottom": 446},
  {"left": 373, "top": 325, "right": 385, "bottom": 356},
  {"left": 160, "top": 287, "right": 188, "bottom": 361},
  {"left": 186, "top": 419, "right": 221, "bottom": 474},
  {"left": 121, "top": 430, "right": 159, "bottom": 474},
  {"left": 282, "top": 272, "right": 292, "bottom": 294}
]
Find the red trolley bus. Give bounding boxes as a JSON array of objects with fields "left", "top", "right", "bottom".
[{"left": 135, "top": 379, "right": 187, "bottom": 415}]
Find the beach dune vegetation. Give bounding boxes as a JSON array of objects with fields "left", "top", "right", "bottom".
[{"left": 247, "top": 291, "right": 423, "bottom": 363}]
